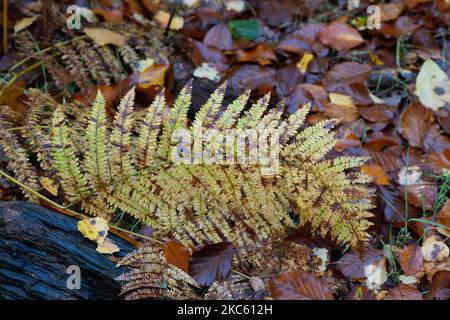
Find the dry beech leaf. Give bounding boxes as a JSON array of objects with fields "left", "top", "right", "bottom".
[
  {"left": 361, "top": 164, "right": 389, "bottom": 185},
  {"left": 335, "top": 133, "right": 360, "bottom": 152},
  {"left": 414, "top": 59, "right": 450, "bottom": 112},
  {"left": 189, "top": 242, "right": 234, "bottom": 287},
  {"left": 385, "top": 284, "right": 423, "bottom": 300},
  {"left": 401, "top": 184, "right": 437, "bottom": 211},
  {"left": 325, "top": 61, "right": 372, "bottom": 84},
  {"left": 14, "top": 16, "right": 38, "bottom": 34},
  {"left": 398, "top": 102, "right": 435, "bottom": 148},
  {"left": 423, "top": 257, "right": 450, "bottom": 282},
  {"left": 324, "top": 93, "right": 359, "bottom": 123},
  {"left": 380, "top": 16, "right": 420, "bottom": 39},
  {"left": 269, "top": 270, "right": 333, "bottom": 300},
  {"left": 337, "top": 249, "right": 385, "bottom": 280},
  {"left": 203, "top": 24, "right": 233, "bottom": 51},
  {"left": 296, "top": 52, "right": 314, "bottom": 74},
  {"left": 318, "top": 21, "right": 363, "bottom": 51},
  {"left": 39, "top": 176, "right": 58, "bottom": 196},
  {"left": 437, "top": 201, "right": 450, "bottom": 237},
  {"left": 236, "top": 44, "right": 277, "bottom": 66},
  {"left": 84, "top": 28, "right": 125, "bottom": 46},
  {"left": 379, "top": 3, "right": 405, "bottom": 22},
  {"left": 163, "top": 240, "right": 191, "bottom": 272},
  {"left": 395, "top": 243, "right": 424, "bottom": 276},
  {"left": 421, "top": 235, "right": 450, "bottom": 262},
  {"left": 427, "top": 271, "right": 450, "bottom": 300}
]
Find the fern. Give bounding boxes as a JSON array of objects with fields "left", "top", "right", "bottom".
[
  {"left": 116, "top": 246, "right": 199, "bottom": 300},
  {"left": 0, "top": 83, "right": 374, "bottom": 298}
]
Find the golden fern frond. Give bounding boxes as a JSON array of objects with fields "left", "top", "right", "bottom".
[
  {"left": 0, "top": 82, "right": 374, "bottom": 255},
  {"left": 135, "top": 91, "right": 165, "bottom": 170},
  {"left": 50, "top": 108, "right": 88, "bottom": 203},
  {"left": 116, "top": 246, "right": 199, "bottom": 300},
  {"left": 85, "top": 91, "right": 111, "bottom": 191},
  {"left": 158, "top": 82, "right": 192, "bottom": 162},
  {"left": 110, "top": 88, "right": 136, "bottom": 180}
]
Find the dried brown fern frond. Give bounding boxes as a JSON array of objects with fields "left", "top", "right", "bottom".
[
  {"left": 12, "top": 21, "right": 170, "bottom": 94},
  {"left": 116, "top": 246, "right": 200, "bottom": 300}
]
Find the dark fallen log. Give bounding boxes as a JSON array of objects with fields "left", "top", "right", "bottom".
[{"left": 0, "top": 201, "right": 135, "bottom": 300}]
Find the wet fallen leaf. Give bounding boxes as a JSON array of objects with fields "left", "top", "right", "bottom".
[
  {"left": 385, "top": 284, "right": 423, "bottom": 300},
  {"left": 337, "top": 249, "right": 385, "bottom": 280},
  {"left": 380, "top": 16, "right": 420, "bottom": 39},
  {"left": 236, "top": 44, "right": 277, "bottom": 66},
  {"left": 361, "top": 164, "right": 389, "bottom": 185},
  {"left": 189, "top": 242, "right": 234, "bottom": 287},
  {"left": 325, "top": 61, "right": 372, "bottom": 84},
  {"left": 269, "top": 270, "right": 333, "bottom": 300},
  {"left": 414, "top": 59, "right": 450, "bottom": 112},
  {"left": 401, "top": 184, "right": 437, "bottom": 211},
  {"left": 203, "top": 24, "right": 233, "bottom": 51},
  {"left": 437, "top": 201, "right": 450, "bottom": 237},
  {"left": 379, "top": 3, "right": 405, "bottom": 22},
  {"left": 163, "top": 240, "right": 191, "bottom": 272},
  {"left": 427, "top": 270, "right": 450, "bottom": 300},
  {"left": 396, "top": 243, "right": 424, "bottom": 276},
  {"left": 84, "top": 27, "right": 125, "bottom": 46},
  {"left": 318, "top": 21, "right": 364, "bottom": 51},
  {"left": 398, "top": 102, "right": 435, "bottom": 148},
  {"left": 325, "top": 93, "right": 359, "bottom": 123}
]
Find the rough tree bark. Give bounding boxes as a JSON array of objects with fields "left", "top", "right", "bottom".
[{"left": 0, "top": 201, "right": 135, "bottom": 300}]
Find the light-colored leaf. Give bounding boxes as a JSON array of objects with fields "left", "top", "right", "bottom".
[
  {"left": 14, "top": 16, "right": 38, "bottom": 34},
  {"left": 414, "top": 59, "right": 450, "bottom": 112},
  {"left": 84, "top": 27, "right": 125, "bottom": 46}
]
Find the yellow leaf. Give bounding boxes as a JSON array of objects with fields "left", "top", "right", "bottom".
[
  {"left": 14, "top": 16, "right": 38, "bottom": 34},
  {"left": 139, "top": 63, "right": 169, "bottom": 88},
  {"left": 39, "top": 176, "right": 58, "bottom": 196},
  {"left": 369, "top": 52, "right": 384, "bottom": 66},
  {"left": 414, "top": 59, "right": 450, "bottom": 112},
  {"left": 96, "top": 237, "right": 120, "bottom": 254},
  {"left": 296, "top": 52, "right": 314, "bottom": 74},
  {"left": 154, "top": 11, "right": 184, "bottom": 30},
  {"left": 77, "top": 217, "right": 109, "bottom": 243},
  {"left": 329, "top": 93, "right": 355, "bottom": 107},
  {"left": 84, "top": 28, "right": 126, "bottom": 46}
]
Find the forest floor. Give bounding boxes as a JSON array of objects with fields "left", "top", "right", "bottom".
[{"left": 0, "top": 0, "right": 449, "bottom": 300}]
